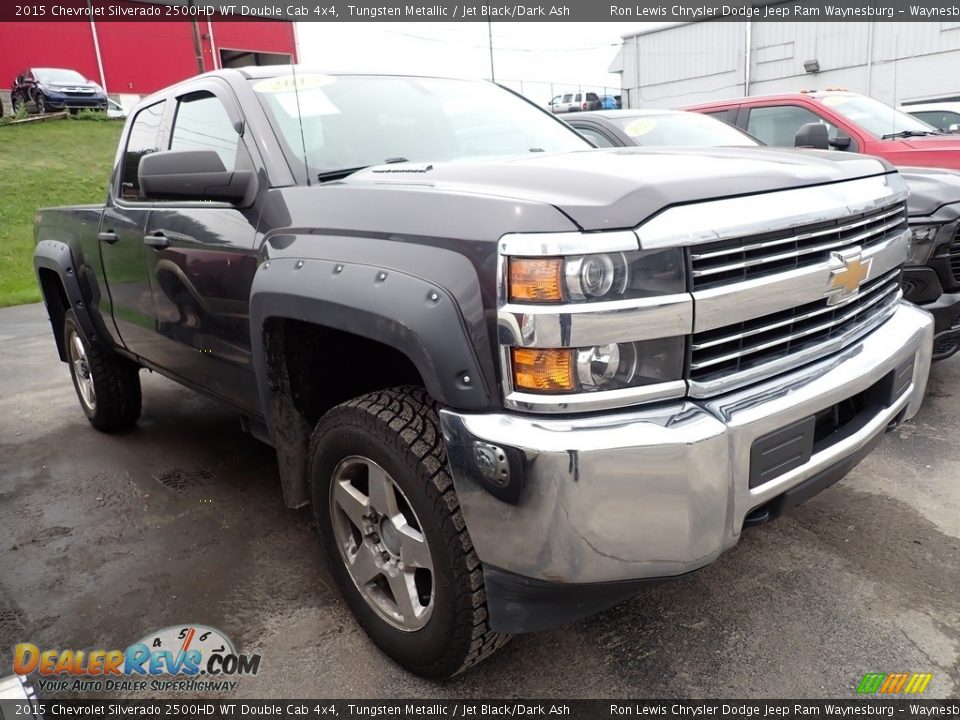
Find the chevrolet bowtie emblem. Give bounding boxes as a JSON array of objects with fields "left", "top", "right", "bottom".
[{"left": 825, "top": 248, "right": 872, "bottom": 305}]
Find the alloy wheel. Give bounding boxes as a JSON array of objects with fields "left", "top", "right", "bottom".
[
  {"left": 68, "top": 330, "right": 96, "bottom": 412},
  {"left": 328, "top": 455, "right": 435, "bottom": 631}
]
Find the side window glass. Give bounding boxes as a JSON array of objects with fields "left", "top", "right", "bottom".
[
  {"left": 576, "top": 127, "right": 615, "bottom": 148},
  {"left": 170, "top": 92, "right": 240, "bottom": 171},
  {"left": 704, "top": 109, "right": 733, "bottom": 125},
  {"left": 746, "top": 105, "right": 836, "bottom": 147},
  {"left": 119, "top": 101, "right": 165, "bottom": 200},
  {"left": 562, "top": 94, "right": 572, "bottom": 103}
]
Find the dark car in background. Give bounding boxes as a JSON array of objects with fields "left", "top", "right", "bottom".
[
  {"left": 564, "top": 108, "right": 757, "bottom": 148},
  {"left": 11, "top": 68, "right": 107, "bottom": 114},
  {"left": 564, "top": 109, "right": 960, "bottom": 359}
]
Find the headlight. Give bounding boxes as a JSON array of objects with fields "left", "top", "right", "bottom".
[
  {"left": 907, "top": 225, "right": 940, "bottom": 265},
  {"left": 510, "top": 338, "right": 684, "bottom": 394},
  {"left": 508, "top": 249, "right": 684, "bottom": 303}
]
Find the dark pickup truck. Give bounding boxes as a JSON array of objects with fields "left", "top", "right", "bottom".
[{"left": 34, "top": 68, "right": 933, "bottom": 677}]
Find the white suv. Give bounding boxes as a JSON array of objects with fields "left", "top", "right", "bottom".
[{"left": 549, "top": 91, "right": 600, "bottom": 113}]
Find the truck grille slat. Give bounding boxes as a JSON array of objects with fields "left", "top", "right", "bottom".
[
  {"left": 690, "top": 271, "right": 902, "bottom": 385},
  {"left": 949, "top": 227, "right": 960, "bottom": 283},
  {"left": 691, "top": 268, "right": 900, "bottom": 353},
  {"left": 689, "top": 205, "right": 904, "bottom": 262},
  {"left": 690, "top": 202, "right": 907, "bottom": 289},
  {"left": 691, "top": 216, "right": 905, "bottom": 278}
]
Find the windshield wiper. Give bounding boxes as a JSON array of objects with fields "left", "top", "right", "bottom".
[
  {"left": 316, "top": 166, "right": 371, "bottom": 182},
  {"left": 880, "top": 130, "right": 938, "bottom": 140}
]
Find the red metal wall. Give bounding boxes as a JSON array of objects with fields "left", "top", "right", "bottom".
[
  {"left": 0, "top": 16, "right": 296, "bottom": 96},
  {"left": 0, "top": 23, "right": 102, "bottom": 91}
]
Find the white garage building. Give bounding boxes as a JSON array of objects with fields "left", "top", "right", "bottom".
[{"left": 611, "top": 20, "right": 960, "bottom": 110}]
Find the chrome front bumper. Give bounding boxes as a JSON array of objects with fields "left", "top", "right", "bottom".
[{"left": 440, "top": 302, "right": 933, "bottom": 585}]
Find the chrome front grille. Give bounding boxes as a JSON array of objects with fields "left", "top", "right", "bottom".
[
  {"left": 690, "top": 268, "right": 902, "bottom": 386},
  {"left": 690, "top": 203, "right": 907, "bottom": 290}
]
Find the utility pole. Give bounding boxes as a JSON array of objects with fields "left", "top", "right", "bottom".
[{"left": 487, "top": 21, "right": 495, "bottom": 82}]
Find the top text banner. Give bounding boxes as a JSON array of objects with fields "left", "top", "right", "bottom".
[{"left": 7, "top": 0, "right": 960, "bottom": 21}]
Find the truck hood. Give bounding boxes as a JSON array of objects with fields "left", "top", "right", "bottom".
[
  {"left": 898, "top": 166, "right": 960, "bottom": 218},
  {"left": 344, "top": 147, "right": 892, "bottom": 231}
]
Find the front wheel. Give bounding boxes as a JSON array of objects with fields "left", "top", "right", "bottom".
[
  {"left": 36, "top": 94, "right": 46, "bottom": 114},
  {"left": 309, "top": 387, "right": 509, "bottom": 678},
  {"left": 63, "top": 310, "right": 142, "bottom": 432}
]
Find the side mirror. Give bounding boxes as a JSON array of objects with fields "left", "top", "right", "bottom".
[
  {"left": 795, "top": 122, "right": 830, "bottom": 150},
  {"left": 139, "top": 150, "right": 252, "bottom": 203},
  {"left": 949, "top": 124, "right": 960, "bottom": 133},
  {"left": 829, "top": 131, "right": 852, "bottom": 150}
]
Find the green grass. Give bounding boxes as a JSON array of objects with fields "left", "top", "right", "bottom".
[{"left": 0, "top": 118, "right": 123, "bottom": 307}]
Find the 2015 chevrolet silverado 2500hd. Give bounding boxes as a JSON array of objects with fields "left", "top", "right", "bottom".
[{"left": 34, "top": 68, "right": 933, "bottom": 678}]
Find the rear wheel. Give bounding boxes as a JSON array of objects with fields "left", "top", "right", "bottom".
[
  {"left": 309, "top": 387, "right": 509, "bottom": 677},
  {"left": 63, "top": 310, "right": 141, "bottom": 432}
]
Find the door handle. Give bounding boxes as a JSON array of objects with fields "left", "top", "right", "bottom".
[
  {"left": 144, "top": 233, "right": 170, "bottom": 250},
  {"left": 97, "top": 231, "right": 119, "bottom": 244}
]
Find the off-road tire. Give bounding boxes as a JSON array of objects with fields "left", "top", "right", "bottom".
[
  {"left": 63, "top": 310, "right": 141, "bottom": 432},
  {"left": 309, "top": 387, "right": 510, "bottom": 678}
]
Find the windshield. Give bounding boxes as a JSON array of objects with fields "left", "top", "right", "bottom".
[
  {"left": 610, "top": 112, "right": 758, "bottom": 147},
  {"left": 35, "top": 68, "right": 89, "bottom": 85},
  {"left": 814, "top": 94, "right": 938, "bottom": 138},
  {"left": 252, "top": 74, "right": 591, "bottom": 180}
]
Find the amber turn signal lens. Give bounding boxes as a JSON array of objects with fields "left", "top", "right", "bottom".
[
  {"left": 511, "top": 348, "right": 576, "bottom": 392},
  {"left": 508, "top": 258, "right": 564, "bottom": 303}
]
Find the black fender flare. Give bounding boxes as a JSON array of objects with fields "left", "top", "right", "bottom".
[
  {"left": 34, "top": 239, "right": 108, "bottom": 361},
  {"left": 250, "top": 255, "right": 492, "bottom": 421}
]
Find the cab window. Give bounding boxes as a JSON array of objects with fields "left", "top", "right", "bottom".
[
  {"left": 170, "top": 91, "right": 240, "bottom": 171},
  {"left": 911, "top": 109, "right": 960, "bottom": 132},
  {"left": 745, "top": 105, "right": 837, "bottom": 147},
  {"left": 119, "top": 100, "right": 166, "bottom": 200},
  {"left": 575, "top": 126, "right": 615, "bottom": 148}
]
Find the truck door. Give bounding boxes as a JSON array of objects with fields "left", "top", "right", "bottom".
[
  {"left": 99, "top": 99, "right": 166, "bottom": 358},
  {"left": 141, "top": 87, "right": 261, "bottom": 412}
]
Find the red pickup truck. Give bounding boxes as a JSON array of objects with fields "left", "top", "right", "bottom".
[{"left": 685, "top": 91, "right": 960, "bottom": 171}]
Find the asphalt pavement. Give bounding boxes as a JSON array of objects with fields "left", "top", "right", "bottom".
[{"left": 1, "top": 302, "right": 957, "bottom": 698}]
